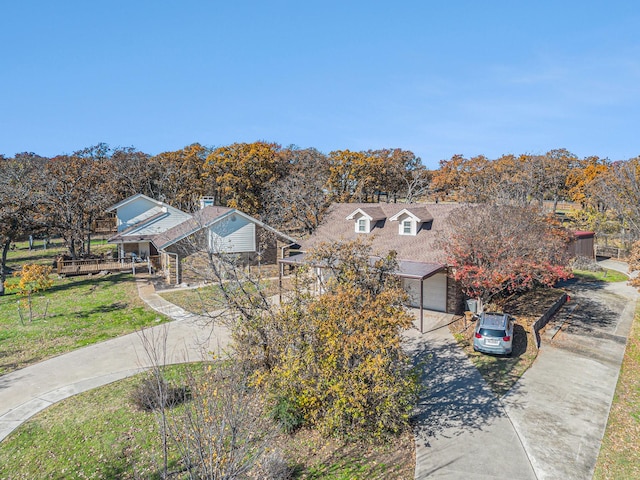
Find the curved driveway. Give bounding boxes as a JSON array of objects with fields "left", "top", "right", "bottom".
[
  {"left": 411, "top": 259, "right": 638, "bottom": 479},
  {"left": 0, "top": 278, "right": 231, "bottom": 443}
]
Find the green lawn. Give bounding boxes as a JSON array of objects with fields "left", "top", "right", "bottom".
[
  {"left": 0, "top": 365, "right": 414, "bottom": 479},
  {"left": 593, "top": 304, "right": 640, "bottom": 479},
  {"left": 0, "top": 369, "right": 178, "bottom": 479},
  {"left": 0, "top": 272, "right": 167, "bottom": 375},
  {"left": 573, "top": 268, "right": 628, "bottom": 283}
]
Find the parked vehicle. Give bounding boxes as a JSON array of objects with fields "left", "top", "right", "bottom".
[{"left": 473, "top": 312, "right": 514, "bottom": 355}]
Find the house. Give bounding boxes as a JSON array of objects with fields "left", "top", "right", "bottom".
[
  {"left": 279, "top": 202, "right": 466, "bottom": 328},
  {"left": 107, "top": 194, "right": 298, "bottom": 285}
]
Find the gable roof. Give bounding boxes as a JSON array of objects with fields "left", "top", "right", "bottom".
[
  {"left": 303, "top": 202, "right": 462, "bottom": 265},
  {"left": 105, "top": 193, "right": 165, "bottom": 213},
  {"left": 389, "top": 206, "right": 434, "bottom": 223},
  {"left": 345, "top": 206, "right": 386, "bottom": 222},
  {"left": 153, "top": 206, "right": 298, "bottom": 250}
]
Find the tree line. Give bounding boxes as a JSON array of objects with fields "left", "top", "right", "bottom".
[{"left": 2, "top": 141, "right": 639, "bottom": 292}]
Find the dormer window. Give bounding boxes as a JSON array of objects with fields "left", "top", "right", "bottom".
[
  {"left": 346, "top": 207, "right": 386, "bottom": 234},
  {"left": 390, "top": 207, "right": 433, "bottom": 237}
]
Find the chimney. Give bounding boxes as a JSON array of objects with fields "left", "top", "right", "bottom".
[{"left": 199, "top": 196, "right": 216, "bottom": 209}]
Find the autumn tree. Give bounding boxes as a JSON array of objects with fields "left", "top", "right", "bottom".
[
  {"left": 0, "top": 154, "right": 45, "bottom": 295},
  {"left": 208, "top": 239, "right": 418, "bottom": 438},
  {"left": 148, "top": 143, "right": 211, "bottom": 211},
  {"left": 325, "top": 149, "right": 369, "bottom": 202},
  {"left": 595, "top": 157, "right": 640, "bottom": 244},
  {"left": 367, "top": 148, "right": 425, "bottom": 202},
  {"left": 543, "top": 148, "right": 578, "bottom": 212},
  {"left": 5, "top": 264, "right": 54, "bottom": 323},
  {"left": 567, "top": 155, "right": 610, "bottom": 210},
  {"left": 42, "top": 147, "right": 112, "bottom": 258},
  {"left": 204, "top": 141, "right": 286, "bottom": 215},
  {"left": 440, "top": 204, "right": 572, "bottom": 307},
  {"left": 105, "top": 146, "right": 156, "bottom": 201},
  {"left": 262, "top": 146, "right": 331, "bottom": 234}
]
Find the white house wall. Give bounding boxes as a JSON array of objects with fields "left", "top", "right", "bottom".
[
  {"left": 209, "top": 214, "right": 256, "bottom": 253},
  {"left": 403, "top": 273, "right": 447, "bottom": 312}
]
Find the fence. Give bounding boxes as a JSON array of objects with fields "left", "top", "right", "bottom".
[
  {"left": 595, "top": 245, "right": 629, "bottom": 259},
  {"left": 531, "top": 293, "right": 568, "bottom": 349}
]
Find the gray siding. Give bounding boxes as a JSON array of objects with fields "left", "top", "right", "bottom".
[{"left": 209, "top": 213, "right": 256, "bottom": 253}]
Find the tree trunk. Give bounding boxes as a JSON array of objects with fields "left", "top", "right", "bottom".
[{"left": 0, "top": 239, "right": 10, "bottom": 296}]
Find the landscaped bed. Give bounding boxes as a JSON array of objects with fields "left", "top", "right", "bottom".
[
  {"left": 449, "top": 287, "right": 566, "bottom": 396},
  {"left": 0, "top": 365, "right": 414, "bottom": 479}
]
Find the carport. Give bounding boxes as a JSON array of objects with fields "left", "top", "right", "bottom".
[{"left": 278, "top": 254, "right": 446, "bottom": 332}]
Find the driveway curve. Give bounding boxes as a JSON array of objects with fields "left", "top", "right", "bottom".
[{"left": 0, "top": 277, "right": 231, "bottom": 443}]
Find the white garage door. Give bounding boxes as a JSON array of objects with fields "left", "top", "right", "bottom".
[{"left": 403, "top": 273, "right": 447, "bottom": 312}]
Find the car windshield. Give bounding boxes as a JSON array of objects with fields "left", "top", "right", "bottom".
[{"left": 479, "top": 328, "right": 506, "bottom": 337}]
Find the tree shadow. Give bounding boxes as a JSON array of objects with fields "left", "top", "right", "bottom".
[
  {"left": 557, "top": 281, "right": 625, "bottom": 335},
  {"left": 45, "top": 272, "right": 130, "bottom": 295},
  {"left": 42, "top": 301, "right": 128, "bottom": 320},
  {"left": 407, "top": 334, "right": 507, "bottom": 445}
]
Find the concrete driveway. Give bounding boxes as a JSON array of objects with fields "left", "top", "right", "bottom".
[
  {"left": 407, "top": 316, "right": 536, "bottom": 480},
  {"left": 501, "top": 276, "right": 638, "bottom": 479},
  {"left": 410, "top": 261, "right": 637, "bottom": 479}
]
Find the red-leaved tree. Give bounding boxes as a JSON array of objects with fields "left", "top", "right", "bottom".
[{"left": 441, "top": 204, "right": 573, "bottom": 306}]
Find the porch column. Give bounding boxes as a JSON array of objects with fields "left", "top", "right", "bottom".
[{"left": 420, "top": 277, "right": 424, "bottom": 333}]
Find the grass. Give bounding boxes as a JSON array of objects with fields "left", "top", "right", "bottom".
[
  {"left": 573, "top": 268, "right": 628, "bottom": 283},
  {"left": 0, "top": 366, "right": 414, "bottom": 479},
  {"left": 593, "top": 304, "right": 640, "bottom": 479},
  {"left": 0, "top": 369, "right": 182, "bottom": 479},
  {"left": 158, "top": 284, "right": 227, "bottom": 314},
  {"left": 158, "top": 279, "right": 281, "bottom": 315},
  {"left": 0, "top": 272, "right": 167, "bottom": 375},
  {"left": 1, "top": 240, "right": 165, "bottom": 375}
]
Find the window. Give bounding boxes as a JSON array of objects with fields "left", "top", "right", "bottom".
[
  {"left": 358, "top": 218, "right": 367, "bottom": 232},
  {"left": 402, "top": 220, "right": 412, "bottom": 234}
]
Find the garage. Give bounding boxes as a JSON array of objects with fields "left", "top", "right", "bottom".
[{"left": 402, "top": 271, "right": 447, "bottom": 313}]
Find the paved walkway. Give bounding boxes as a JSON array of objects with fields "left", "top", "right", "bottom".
[{"left": 0, "top": 276, "right": 231, "bottom": 443}]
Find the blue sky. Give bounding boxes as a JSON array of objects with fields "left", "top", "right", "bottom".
[{"left": 1, "top": 1, "right": 639, "bottom": 168}]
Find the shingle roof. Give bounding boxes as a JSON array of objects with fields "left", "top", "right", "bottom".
[
  {"left": 153, "top": 206, "right": 233, "bottom": 249},
  {"left": 107, "top": 211, "right": 167, "bottom": 243},
  {"left": 302, "top": 202, "right": 462, "bottom": 264}
]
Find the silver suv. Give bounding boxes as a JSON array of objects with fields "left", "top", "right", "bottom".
[{"left": 473, "top": 312, "right": 514, "bottom": 355}]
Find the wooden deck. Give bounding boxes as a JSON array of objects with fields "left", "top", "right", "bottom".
[{"left": 56, "top": 257, "right": 160, "bottom": 276}]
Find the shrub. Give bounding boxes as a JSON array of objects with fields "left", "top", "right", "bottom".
[
  {"left": 269, "top": 396, "right": 304, "bottom": 434},
  {"left": 130, "top": 376, "right": 190, "bottom": 411},
  {"left": 256, "top": 450, "right": 292, "bottom": 480}
]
